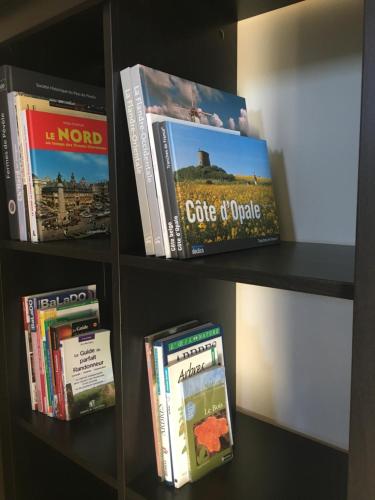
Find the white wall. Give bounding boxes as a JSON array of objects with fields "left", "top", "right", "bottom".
[{"left": 236, "top": 0, "right": 362, "bottom": 449}]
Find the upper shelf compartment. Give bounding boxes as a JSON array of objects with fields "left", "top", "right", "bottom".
[
  {"left": 237, "top": 0, "right": 304, "bottom": 21},
  {"left": 121, "top": 242, "right": 354, "bottom": 299},
  {"left": 0, "top": 0, "right": 304, "bottom": 47}
]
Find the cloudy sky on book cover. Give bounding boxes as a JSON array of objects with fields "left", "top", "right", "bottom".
[{"left": 139, "top": 65, "right": 250, "bottom": 135}]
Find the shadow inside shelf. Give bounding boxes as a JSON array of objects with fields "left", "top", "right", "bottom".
[{"left": 129, "top": 412, "right": 348, "bottom": 500}]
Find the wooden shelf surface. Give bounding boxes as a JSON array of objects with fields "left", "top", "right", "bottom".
[
  {"left": 121, "top": 242, "right": 355, "bottom": 299},
  {"left": 129, "top": 411, "right": 348, "bottom": 500},
  {"left": 0, "top": 238, "right": 112, "bottom": 263},
  {"left": 17, "top": 407, "right": 117, "bottom": 489}
]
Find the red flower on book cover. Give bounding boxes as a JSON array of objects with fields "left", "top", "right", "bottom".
[{"left": 194, "top": 415, "right": 229, "bottom": 453}]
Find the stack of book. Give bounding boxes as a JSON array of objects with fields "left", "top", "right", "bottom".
[
  {"left": 0, "top": 65, "right": 110, "bottom": 242},
  {"left": 22, "top": 285, "right": 115, "bottom": 420},
  {"left": 145, "top": 321, "right": 233, "bottom": 488},
  {"left": 121, "top": 64, "right": 280, "bottom": 259}
]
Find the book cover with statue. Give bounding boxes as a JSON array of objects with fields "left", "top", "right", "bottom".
[
  {"left": 60, "top": 329, "right": 115, "bottom": 420},
  {"left": 181, "top": 365, "right": 233, "bottom": 482},
  {"left": 22, "top": 109, "right": 110, "bottom": 241},
  {"left": 154, "top": 121, "right": 280, "bottom": 258}
]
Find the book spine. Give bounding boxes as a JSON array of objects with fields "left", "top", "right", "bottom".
[
  {"left": 41, "top": 315, "right": 54, "bottom": 416},
  {"left": 154, "top": 344, "right": 173, "bottom": 484},
  {"left": 0, "top": 66, "right": 22, "bottom": 239},
  {"left": 47, "top": 326, "right": 58, "bottom": 416},
  {"left": 162, "top": 123, "right": 187, "bottom": 259},
  {"left": 7, "top": 93, "right": 27, "bottom": 240},
  {"left": 28, "top": 299, "right": 46, "bottom": 413},
  {"left": 164, "top": 366, "right": 190, "bottom": 488},
  {"left": 120, "top": 68, "right": 154, "bottom": 256},
  {"left": 59, "top": 343, "right": 70, "bottom": 420},
  {"left": 51, "top": 328, "right": 66, "bottom": 420},
  {"left": 21, "top": 298, "right": 38, "bottom": 410},
  {"left": 131, "top": 66, "right": 165, "bottom": 257},
  {"left": 20, "top": 111, "right": 38, "bottom": 242},
  {"left": 151, "top": 122, "right": 177, "bottom": 258},
  {"left": 145, "top": 341, "right": 164, "bottom": 480}
]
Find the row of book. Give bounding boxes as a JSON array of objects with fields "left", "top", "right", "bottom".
[
  {"left": 145, "top": 321, "right": 233, "bottom": 488},
  {"left": 121, "top": 64, "right": 280, "bottom": 259},
  {"left": 0, "top": 65, "right": 110, "bottom": 242},
  {"left": 22, "top": 285, "right": 115, "bottom": 421}
]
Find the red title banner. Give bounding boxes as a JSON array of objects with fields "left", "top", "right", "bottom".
[{"left": 25, "top": 109, "right": 108, "bottom": 155}]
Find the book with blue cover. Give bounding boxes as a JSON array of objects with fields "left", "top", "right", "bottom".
[{"left": 153, "top": 121, "right": 280, "bottom": 258}]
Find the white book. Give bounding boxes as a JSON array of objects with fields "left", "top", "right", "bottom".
[
  {"left": 60, "top": 329, "right": 115, "bottom": 421},
  {"left": 20, "top": 110, "right": 38, "bottom": 242},
  {"left": 120, "top": 68, "right": 154, "bottom": 255},
  {"left": 165, "top": 347, "right": 218, "bottom": 488},
  {"left": 131, "top": 65, "right": 165, "bottom": 257},
  {"left": 7, "top": 92, "right": 28, "bottom": 241}
]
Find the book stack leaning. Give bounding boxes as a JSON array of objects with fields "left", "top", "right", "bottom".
[
  {"left": 145, "top": 321, "right": 233, "bottom": 487},
  {"left": 0, "top": 65, "right": 110, "bottom": 242},
  {"left": 22, "top": 285, "right": 115, "bottom": 420},
  {"left": 121, "top": 64, "right": 280, "bottom": 259}
]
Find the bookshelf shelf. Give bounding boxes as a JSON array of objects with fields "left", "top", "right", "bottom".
[
  {"left": 0, "top": 238, "right": 112, "bottom": 263},
  {"left": 121, "top": 242, "right": 355, "bottom": 299},
  {"left": 17, "top": 407, "right": 117, "bottom": 489},
  {"left": 129, "top": 412, "right": 348, "bottom": 500}
]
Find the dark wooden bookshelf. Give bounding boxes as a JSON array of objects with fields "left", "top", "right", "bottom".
[
  {"left": 0, "top": 238, "right": 112, "bottom": 263},
  {"left": 121, "top": 242, "right": 355, "bottom": 299},
  {"left": 130, "top": 412, "right": 348, "bottom": 500},
  {"left": 17, "top": 408, "right": 117, "bottom": 489},
  {"left": 0, "top": 0, "right": 372, "bottom": 499}
]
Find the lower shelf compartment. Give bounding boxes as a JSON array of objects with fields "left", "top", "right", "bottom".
[
  {"left": 129, "top": 411, "right": 348, "bottom": 500},
  {"left": 17, "top": 406, "right": 117, "bottom": 489}
]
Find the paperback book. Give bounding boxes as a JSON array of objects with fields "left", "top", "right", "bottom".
[
  {"left": 181, "top": 365, "right": 233, "bottom": 482},
  {"left": 21, "top": 284, "right": 96, "bottom": 412},
  {"left": 165, "top": 346, "right": 218, "bottom": 488},
  {"left": 60, "top": 329, "right": 115, "bottom": 420},
  {"left": 144, "top": 320, "right": 199, "bottom": 480}
]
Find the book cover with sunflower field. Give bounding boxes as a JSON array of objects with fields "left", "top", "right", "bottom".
[
  {"left": 181, "top": 365, "right": 233, "bottom": 482},
  {"left": 157, "top": 121, "right": 280, "bottom": 258}
]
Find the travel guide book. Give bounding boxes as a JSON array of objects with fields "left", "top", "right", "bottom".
[
  {"left": 0, "top": 65, "right": 105, "bottom": 241},
  {"left": 165, "top": 347, "right": 218, "bottom": 488},
  {"left": 22, "top": 109, "right": 110, "bottom": 242},
  {"left": 144, "top": 320, "right": 199, "bottom": 481},
  {"left": 181, "top": 365, "right": 233, "bottom": 482},
  {"left": 60, "top": 329, "right": 115, "bottom": 420},
  {"left": 154, "top": 121, "right": 280, "bottom": 258},
  {"left": 120, "top": 64, "right": 248, "bottom": 257}
]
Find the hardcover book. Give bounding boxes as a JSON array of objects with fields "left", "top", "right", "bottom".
[
  {"left": 60, "top": 329, "right": 115, "bottom": 420},
  {"left": 181, "top": 365, "right": 233, "bottom": 482},
  {"left": 22, "top": 109, "right": 110, "bottom": 241},
  {"left": 154, "top": 121, "right": 280, "bottom": 258}
]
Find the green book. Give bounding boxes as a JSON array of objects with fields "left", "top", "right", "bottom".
[{"left": 181, "top": 365, "right": 233, "bottom": 482}]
